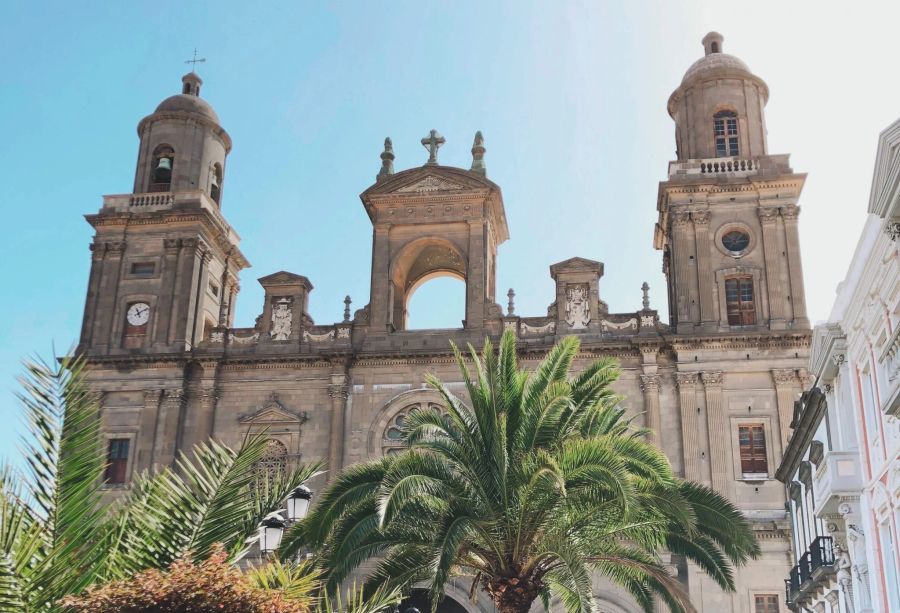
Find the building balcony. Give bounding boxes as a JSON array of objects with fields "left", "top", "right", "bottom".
[
  {"left": 102, "top": 189, "right": 219, "bottom": 214},
  {"left": 812, "top": 450, "right": 863, "bottom": 516},
  {"left": 785, "top": 536, "right": 836, "bottom": 610},
  {"left": 667, "top": 153, "right": 792, "bottom": 179}
]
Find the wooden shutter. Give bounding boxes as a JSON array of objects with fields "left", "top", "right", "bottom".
[
  {"left": 754, "top": 594, "right": 779, "bottom": 613},
  {"left": 104, "top": 439, "right": 130, "bottom": 484},
  {"left": 726, "top": 277, "right": 756, "bottom": 326},
  {"left": 739, "top": 425, "right": 768, "bottom": 477}
]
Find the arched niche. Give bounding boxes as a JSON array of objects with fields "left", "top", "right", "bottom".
[{"left": 389, "top": 237, "right": 467, "bottom": 330}]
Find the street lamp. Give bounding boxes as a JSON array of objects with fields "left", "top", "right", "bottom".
[
  {"left": 258, "top": 514, "right": 286, "bottom": 554},
  {"left": 286, "top": 485, "right": 312, "bottom": 522}
]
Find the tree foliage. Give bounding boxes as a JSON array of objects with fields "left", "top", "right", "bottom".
[{"left": 284, "top": 331, "right": 760, "bottom": 613}]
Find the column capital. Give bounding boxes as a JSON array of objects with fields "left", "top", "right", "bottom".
[
  {"left": 675, "top": 372, "right": 699, "bottom": 389},
  {"left": 701, "top": 371, "right": 724, "bottom": 388},
  {"left": 772, "top": 368, "right": 798, "bottom": 387},
  {"left": 143, "top": 389, "right": 163, "bottom": 404},
  {"left": 692, "top": 209, "right": 711, "bottom": 225},
  {"left": 781, "top": 204, "right": 800, "bottom": 221},
  {"left": 671, "top": 211, "right": 692, "bottom": 228},
  {"left": 639, "top": 373, "right": 660, "bottom": 392},
  {"left": 757, "top": 207, "right": 780, "bottom": 224}
]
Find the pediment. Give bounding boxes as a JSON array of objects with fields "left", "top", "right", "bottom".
[
  {"left": 258, "top": 271, "right": 313, "bottom": 290},
  {"left": 362, "top": 166, "right": 498, "bottom": 198},
  {"left": 239, "top": 394, "right": 305, "bottom": 425},
  {"left": 550, "top": 257, "right": 605, "bottom": 277}
]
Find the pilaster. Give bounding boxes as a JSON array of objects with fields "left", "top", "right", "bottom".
[
  {"left": 639, "top": 374, "right": 662, "bottom": 446},
  {"left": 156, "top": 238, "right": 182, "bottom": 348},
  {"left": 96, "top": 241, "right": 126, "bottom": 352},
  {"left": 327, "top": 372, "right": 350, "bottom": 480},
  {"left": 154, "top": 387, "right": 184, "bottom": 469},
  {"left": 138, "top": 388, "right": 163, "bottom": 471},
  {"left": 702, "top": 371, "right": 728, "bottom": 495},
  {"left": 676, "top": 372, "right": 701, "bottom": 480},
  {"left": 782, "top": 205, "right": 809, "bottom": 327},
  {"left": 758, "top": 207, "right": 785, "bottom": 328},
  {"left": 692, "top": 210, "right": 716, "bottom": 329},
  {"left": 772, "top": 369, "right": 799, "bottom": 450},
  {"left": 672, "top": 212, "right": 697, "bottom": 331}
]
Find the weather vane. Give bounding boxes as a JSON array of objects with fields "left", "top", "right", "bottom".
[{"left": 184, "top": 48, "right": 206, "bottom": 71}]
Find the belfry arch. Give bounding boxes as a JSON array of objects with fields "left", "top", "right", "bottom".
[{"left": 359, "top": 160, "right": 509, "bottom": 332}]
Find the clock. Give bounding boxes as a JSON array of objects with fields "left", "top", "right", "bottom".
[{"left": 126, "top": 302, "right": 151, "bottom": 327}]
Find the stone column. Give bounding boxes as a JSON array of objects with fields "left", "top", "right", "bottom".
[
  {"left": 327, "top": 372, "right": 350, "bottom": 480},
  {"left": 758, "top": 207, "right": 785, "bottom": 328},
  {"left": 640, "top": 374, "right": 662, "bottom": 447},
  {"left": 138, "top": 389, "right": 163, "bottom": 471},
  {"left": 465, "top": 220, "right": 486, "bottom": 328},
  {"left": 702, "top": 372, "right": 728, "bottom": 496},
  {"left": 772, "top": 369, "right": 799, "bottom": 451},
  {"left": 671, "top": 212, "right": 697, "bottom": 330},
  {"left": 692, "top": 210, "right": 716, "bottom": 329},
  {"left": 154, "top": 387, "right": 184, "bottom": 469},
  {"left": 182, "top": 386, "right": 218, "bottom": 455},
  {"left": 782, "top": 205, "right": 809, "bottom": 327},
  {"left": 676, "top": 372, "right": 701, "bottom": 481},
  {"left": 99, "top": 241, "right": 126, "bottom": 352}
]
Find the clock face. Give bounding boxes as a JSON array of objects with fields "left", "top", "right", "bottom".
[{"left": 126, "top": 302, "right": 151, "bottom": 327}]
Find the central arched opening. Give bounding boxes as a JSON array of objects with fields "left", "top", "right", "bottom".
[{"left": 405, "top": 272, "right": 466, "bottom": 330}]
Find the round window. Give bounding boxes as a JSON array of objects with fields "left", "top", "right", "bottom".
[{"left": 721, "top": 230, "right": 750, "bottom": 254}]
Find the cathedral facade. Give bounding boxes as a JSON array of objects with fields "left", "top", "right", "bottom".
[{"left": 78, "top": 33, "right": 810, "bottom": 613}]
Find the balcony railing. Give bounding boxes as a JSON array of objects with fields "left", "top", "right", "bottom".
[
  {"left": 784, "top": 536, "right": 835, "bottom": 608},
  {"left": 667, "top": 153, "right": 792, "bottom": 179}
]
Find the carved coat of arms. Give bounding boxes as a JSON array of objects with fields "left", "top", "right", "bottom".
[
  {"left": 565, "top": 284, "right": 590, "bottom": 330},
  {"left": 270, "top": 298, "right": 293, "bottom": 340}
]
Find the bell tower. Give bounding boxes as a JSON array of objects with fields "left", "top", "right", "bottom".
[
  {"left": 358, "top": 131, "right": 509, "bottom": 332},
  {"left": 656, "top": 33, "right": 809, "bottom": 333},
  {"left": 78, "top": 72, "right": 248, "bottom": 356}
]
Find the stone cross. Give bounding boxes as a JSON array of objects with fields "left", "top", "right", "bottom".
[
  {"left": 421, "top": 129, "right": 445, "bottom": 165},
  {"left": 184, "top": 48, "right": 206, "bottom": 71},
  {"left": 641, "top": 282, "right": 650, "bottom": 310}
]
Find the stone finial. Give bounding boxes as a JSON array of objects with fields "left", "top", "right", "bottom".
[
  {"left": 470, "top": 131, "right": 487, "bottom": 176},
  {"left": 702, "top": 31, "right": 724, "bottom": 56},
  {"left": 641, "top": 282, "right": 650, "bottom": 310},
  {"left": 377, "top": 137, "right": 395, "bottom": 182},
  {"left": 507, "top": 288, "right": 515, "bottom": 316},
  {"left": 343, "top": 295, "right": 352, "bottom": 322},
  {"left": 421, "top": 129, "right": 445, "bottom": 166}
]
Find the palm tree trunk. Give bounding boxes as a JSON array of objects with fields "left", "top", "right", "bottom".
[{"left": 483, "top": 575, "right": 542, "bottom": 613}]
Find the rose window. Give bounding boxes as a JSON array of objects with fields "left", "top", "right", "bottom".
[{"left": 382, "top": 402, "right": 444, "bottom": 456}]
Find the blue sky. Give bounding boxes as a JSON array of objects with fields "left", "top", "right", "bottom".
[{"left": 2, "top": 1, "right": 899, "bottom": 461}]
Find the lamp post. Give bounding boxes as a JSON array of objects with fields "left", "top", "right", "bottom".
[
  {"left": 286, "top": 485, "right": 312, "bottom": 522},
  {"left": 258, "top": 514, "right": 286, "bottom": 554}
]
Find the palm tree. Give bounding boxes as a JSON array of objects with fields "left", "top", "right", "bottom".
[
  {"left": 284, "top": 331, "right": 759, "bottom": 613},
  {"left": 0, "top": 355, "right": 321, "bottom": 612}
]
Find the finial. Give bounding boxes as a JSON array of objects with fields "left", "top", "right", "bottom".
[
  {"left": 343, "top": 295, "right": 352, "bottom": 322},
  {"left": 421, "top": 129, "right": 445, "bottom": 166},
  {"left": 507, "top": 288, "right": 516, "bottom": 316},
  {"left": 377, "top": 137, "right": 395, "bottom": 182},
  {"left": 641, "top": 282, "right": 650, "bottom": 310},
  {"left": 702, "top": 32, "right": 724, "bottom": 56},
  {"left": 470, "top": 131, "right": 487, "bottom": 176}
]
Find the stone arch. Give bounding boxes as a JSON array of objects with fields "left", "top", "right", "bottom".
[
  {"left": 367, "top": 388, "right": 459, "bottom": 459},
  {"left": 388, "top": 236, "right": 468, "bottom": 330}
]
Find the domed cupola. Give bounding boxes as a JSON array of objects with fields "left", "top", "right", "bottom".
[
  {"left": 668, "top": 33, "right": 770, "bottom": 161},
  {"left": 133, "top": 72, "right": 231, "bottom": 205}
]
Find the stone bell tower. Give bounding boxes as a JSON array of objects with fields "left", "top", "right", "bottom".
[
  {"left": 358, "top": 131, "right": 509, "bottom": 332},
  {"left": 657, "top": 32, "right": 809, "bottom": 334},
  {"left": 78, "top": 71, "right": 248, "bottom": 356}
]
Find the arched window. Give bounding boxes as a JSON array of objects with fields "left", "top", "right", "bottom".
[
  {"left": 713, "top": 111, "right": 739, "bottom": 157},
  {"left": 255, "top": 438, "right": 288, "bottom": 483},
  {"left": 725, "top": 276, "right": 755, "bottom": 326},
  {"left": 210, "top": 163, "right": 222, "bottom": 204},
  {"left": 405, "top": 275, "right": 466, "bottom": 329},
  {"left": 710, "top": 41, "right": 720, "bottom": 53},
  {"left": 382, "top": 401, "right": 445, "bottom": 456},
  {"left": 150, "top": 145, "right": 174, "bottom": 192}
]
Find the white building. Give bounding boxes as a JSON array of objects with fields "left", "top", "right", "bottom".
[{"left": 778, "top": 119, "right": 900, "bottom": 613}]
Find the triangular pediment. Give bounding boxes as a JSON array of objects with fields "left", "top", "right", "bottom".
[
  {"left": 258, "top": 271, "right": 313, "bottom": 290},
  {"left": 239, "top": 394, "right": 305, "bottom": 425},
  {"left": 550, "top": 257, "right": 605, "bottom": 276},
  {"left": 396, "top": 174, "right": 467, "bottom": 193},
  {"left": 362, "top": 166, "right": 499, "bottom": 198}
]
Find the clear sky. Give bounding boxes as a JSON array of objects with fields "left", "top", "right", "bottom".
[{"left": 2, "top": 1, "right": 899, "bottom": 461}]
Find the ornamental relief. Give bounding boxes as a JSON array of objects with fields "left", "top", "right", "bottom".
[
  {"left": 270, "top": 297, "right": 293, "bottom": 341},
  {"left": 565, "top": 284, "right": 590, "bottom": 330}
]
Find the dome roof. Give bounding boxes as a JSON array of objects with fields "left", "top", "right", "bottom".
[
  {"left": 681, "top": 52, "right": 752, "bottom": 85},
  {"left": 154, "top": 93, "right": 220, "bottom": 123}
]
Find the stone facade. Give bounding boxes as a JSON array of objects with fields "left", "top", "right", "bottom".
[
  {"left": 777, "top": 118, "right": 900, "bottom": 613},
  {"left": 78, "top": 33, "right": 811, "bottom": 612}
]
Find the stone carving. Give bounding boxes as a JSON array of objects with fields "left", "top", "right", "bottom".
[
  {"left": 675, "top": 372, "right": 699, "bottom": 388},
  {"left": 565, "top": 284, "right": 590, "bottom": 329},
  {"left": 671, "top": 211, "right": 692, "bottom": 227},
  {"left": 772, "top": 369, "right": 798, "bottom": 386},
  {"left": 887, "top": 221, "right": 900, "bottom": 242},
  {"left": 834, "top": 543, "right": 854, "bottom": 613},
  {"left": 503, "top": 320, "right": 517, "bottom": 333},
  {"left": 640, "top": 314, "right": 656, "bottom": 328},
  {"left": 270, "top": 298, "right": 293, "bottom": 341},
  {"left": 639, "top": 374, "right": 660, "bottom": 392},
  {"left": 758, "top": 207, "right": 780, "bottom": 224},
  {"left": 336, "top": 327, "right": 351, "bottom": 339},
  {"left": 692, "top": 209, "right": 711, "bottom": 225},
  {"left": 520, "top": 321, "right": 556, "bottom": 336},
  {"left": 701, "top": 371, "right": 724, "bottom": 387},
  {"left": 397, "top": 175, "right": 465, "bottom": 193},
  {"left": 600, "top": 318, "right": 638, "bottom": 332},
  {"left": 421, "top": 129, "right": 445, "bottom": 165},
  {"left": 231, "top": 331, "right": 259, "bottom": 344},
  {"left": 209, "top": 331, "right": 225, "bottom": 344},
  {"left": 304, "top": 329, "right": 335, "bottom": 342},
  {"left": 832, "top": 353, "right": 846, "bottom": 367}
]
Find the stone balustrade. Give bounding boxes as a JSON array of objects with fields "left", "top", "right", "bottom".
[{"left": 668, "top": 153, "right": 792, "bottom": 179}]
